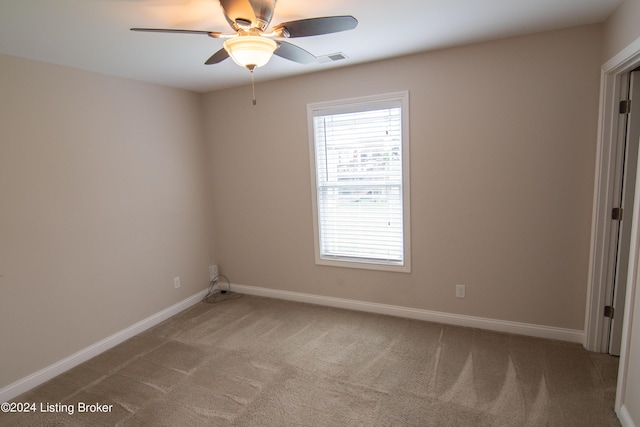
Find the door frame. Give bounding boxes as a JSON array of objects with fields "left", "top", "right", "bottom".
[
  {"left": 585, "top": 35, "right": 640, "bottom": 417},
  {"left": 586, "top": 37, "right": 640, "bottom": 353},
  {"left": 610, "top": 70, "right": 640, "bottom": 356}
]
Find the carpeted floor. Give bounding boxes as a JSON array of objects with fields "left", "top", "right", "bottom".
[{"left": 1, "top": 294, "right": 620, "bottom": 426}]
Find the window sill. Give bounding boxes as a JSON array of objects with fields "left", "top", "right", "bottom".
[{"left": 316, "top": 255, "right": 411, "bottom": 273}]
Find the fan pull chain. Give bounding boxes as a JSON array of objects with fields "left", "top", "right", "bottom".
[{"left": 251, "top": 70, "right": 256, "bottom": 106}]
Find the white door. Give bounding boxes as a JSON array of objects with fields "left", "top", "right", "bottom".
[{"left": 610, "top": 70, "right": 640, "bottom": 355}]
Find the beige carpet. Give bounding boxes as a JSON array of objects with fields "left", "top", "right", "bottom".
[{"left": 2, "top": 295, "right": 620, "bottom": 426}]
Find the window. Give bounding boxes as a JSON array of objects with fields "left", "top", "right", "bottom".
[{"left": 307, "top": 91, "right": 410, "bottom": 272}]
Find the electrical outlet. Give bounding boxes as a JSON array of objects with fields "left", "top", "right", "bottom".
[
  {"left": 209, "top": 265, "right": 219, "bottom": 281},
  {"left": 174, "top": 276, "right": 181, "bottom": 289},
  {"left": 456, "top": 284, "right": 466, "bottom": 298}
]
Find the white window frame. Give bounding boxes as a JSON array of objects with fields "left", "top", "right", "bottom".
[{"left": 307, "top": 91, "right": 411, "bottom": 273}]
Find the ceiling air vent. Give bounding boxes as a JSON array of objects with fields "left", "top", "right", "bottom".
[{"left": 317, "top": 53, "right": 348, "bottom": 63}]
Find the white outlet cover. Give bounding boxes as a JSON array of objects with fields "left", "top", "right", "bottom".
[
  {"left": 456, "top": 284, "right": 465, "bottom": 298},
  {"left": 174, "top": 277, "right": 181, "bottom": 288}
]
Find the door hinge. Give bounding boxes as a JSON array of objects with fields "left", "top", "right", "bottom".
[
  {"left": 620, "top": 99, "right": 632, "bottom": 114},
  {"left": 612, "top": 207, "right": 624, "bottom": 221},
  {"left": 604, "top": 305, "right": 615, "bottom": 319}
]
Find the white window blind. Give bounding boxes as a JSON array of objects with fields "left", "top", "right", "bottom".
[{"left": 308, "top": 92, "right": 410, "bottom": 271}]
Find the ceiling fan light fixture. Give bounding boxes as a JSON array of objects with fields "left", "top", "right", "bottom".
[{"left": 223, "top": 36, "right": 277, "bottom": 70}]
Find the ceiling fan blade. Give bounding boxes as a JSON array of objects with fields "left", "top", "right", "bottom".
[
  {"left": 272, "top": 16, "right": 357, "bottom": 38},
  {"left": 130, "top": 28, "right": 224, "bottom": 38},
  {"left": 205, "top": 48, "right": 230, "bottom": 65},
  {"left": 274, "top": 41, "right": 316, "bottom": 64}
]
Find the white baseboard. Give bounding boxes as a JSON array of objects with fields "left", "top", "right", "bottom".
[
  {"left": 0, "top": 289, "right": 207, "bottom": 403},
  {"left": 230, "top": 283, "right": 584, "bottom": 344},
  {"left": 618, "top": 405, "right": 637, "bottom": 427}
]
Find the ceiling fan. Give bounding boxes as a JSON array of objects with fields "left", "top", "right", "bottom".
[{"left": 132, "top": 0, "right": 357, "bottom": 102}]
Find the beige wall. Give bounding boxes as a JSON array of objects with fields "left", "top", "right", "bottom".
[
  {"left": 204, "top": 24, "right": 602, "bottom": 331},
  {"left": 603, "top": 0, "right": 640, "bottom": 61},
  {"left": 0, "top": 54, "right": 212, "bottom": 388}
]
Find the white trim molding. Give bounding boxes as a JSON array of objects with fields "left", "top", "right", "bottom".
[
  {"left": 0, "top": 289, "right": 208, "bottom": 403},
  {"left": 586, "top": 34, "right": 640, "bottom": 427},
  {"left": 585, "top": 35, "right": 640, "bottom": 353},
  {"left": 619, "top": 405, "right": 636, "bottom": 427},
  {"left": 230, "top": 283, "right": 583, "bottom": 343}
]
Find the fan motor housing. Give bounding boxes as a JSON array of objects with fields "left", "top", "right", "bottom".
[{"left": 220, "top": 0, "right": 276, "bottom": 31}]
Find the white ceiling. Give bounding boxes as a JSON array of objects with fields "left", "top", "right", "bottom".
[{"left": 0, "top": 0, "right": 623, "bottom": 93}]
